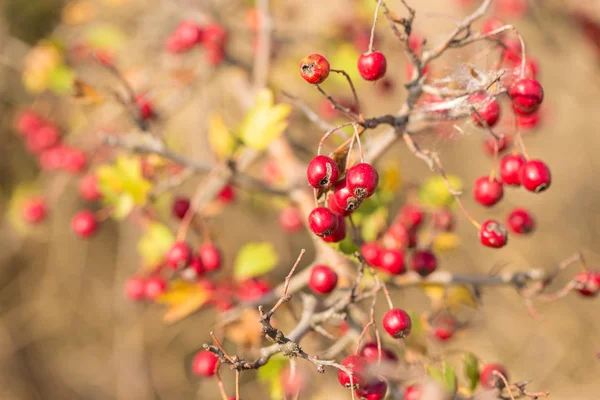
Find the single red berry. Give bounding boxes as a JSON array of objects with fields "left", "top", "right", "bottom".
[
  {"left": 309, "top": 265, "right": 338, "bottom": 294},
  {"left": 359, "top": 342, "right": 398, "bottom": 364},
  {"left": 279, "top": 206, "right": 303, "bottom": 233},
  {"left": 307, "top": 155, "right": 339, "bottom": 189},
  {"left": 181, "top": 256, "right": 205, "bottom": 280},
  {"left": 481, "top": 18, "right": 505, "bottom": 36},
  {"left": 378, "top": 249, "right": 406, "bottom": 275},
  {"left": 217, "top": 185, "right": 235, "bottom": 203},
  {"left": 495, "top": 0, "right": 528, "bottom": 17},
  {"left": 408, "top": 33, "right": 424, "bottom": 55},
  {"left": 479, "top": 220, "right": 508, "bottom": 248},
  {"left": 79, "top": 174, "right": 102, "bottom": 202},
  {"left": 338, "top": 355, "right": 368, "bottom": 389},
  {"left": 502, "top": 37, "right": 522, "bottom": 63},
  {"left": 308, "top": 207, "right": 338, "bottom": 237},
  {"left": 510, "top": 78, "right": 544, "bottom": 115},
  {"left": 432, "top": 208, "right": 454, "bottom": 232},
  {"left": 198, "top": 244, "right": 222, "bottom": 272},
  {"left": 300, "top": 53, "right": 330, "bottom": 84},
  {"left": 404, "top": 384, "right": 422, "bottom": 400},
  {"left": 125, "top": 276, "right": 146, "bottom": 301},
  {"left": 166, "top": 241, "right": 192, "bottom": 269},
  {"left": 145, "top": 276, "right": 167, "bottom": 300},
  {"left": 520, "top": 160, "right": 551, "bottom": 193},
  {"left": 26, "top": 124, "right": 60, "bottom": 154},
  {"left": 507, "top": 208, "right": 535, "bottom": 234},
  {"left": 356, "top": 378, "right": 388, "bottom": 400},
  {"left": 202, "top": 23, "right": 228, "bottom": 49},
  {"left": 431, "top": 316, "right": 456, "bottom": 341},
  {"left": 473, "top": 176, "right": 504, "bottom": 207},
  {"left": 192, "top": 350, "right": 219, "bottom": 377},
  {"left": 205, "top": 47, "right": 225, "bottom": 66},
  {"left": 398, "top": 204, "right": 425, "bottom": 230},
  {"left": 382, "top": 308, "right": 412, "bottom": 338},
  {"left": 238, "top": 279, "right": 271, "bottom": 302},
  {"left": 22, "top": 198, "right": 47, "bottom": 224},
  {"left": 332, "top": 179, "right": 362, "bottom": 214},
  {"left": 172, "top": 197, "right": 191, "bottom": 219},
  {"left": 358, "top": 51, "right": 387, "bottom": 81},
  {"left": 173, "top": 20, "right": 203, "bottom": 50},
  {"left": 361, "top": 242, "right": 382, "bottom": 267},
  {"left": 480, "top": 363, "right": 508, "bottom": 389},
  {"left": 574, "top": 270, "right": 600, "bottom": 297},
  {"left": 15, "top": 109, "right": 44, "bottom": 136},
  {"left": 135, "top": 95, "right": 154, "bottom": 120},
  {"left": 71, "top": 210, "right": 98, "bottom": 238},
  {"left": 386, "top": 223, "right": 417, "bottom": 249},
  {"left": 346, "top": 163, "right": 379, "bottom": 199},
  {"left": 483, "top": 135, "right": 511, "bottom": 156},
  {"left": 63, "top": 147, "right": 87, "bottom": 173},
  {"left": 328, "top": 191, "right": 353, "bottom": 216},
  {"left": 410, "top": 250, "right": 437, "bottom": 277},
  {"left": 500, "top": 154, "right": 526, "bottom": 186},
  {"left": 322, "top": 214, "right": 347, "bottom": 243},
  {"left": 39, "top": 145, "right": 68, "bottom": 171},
  {"left": 516, "top": 110, "right": 542, "bottom": 130},
  {"left": 469, "top": 92, "right": 501, "bottom": 127}
]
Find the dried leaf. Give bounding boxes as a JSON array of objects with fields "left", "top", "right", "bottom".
[
  {"left": 72, "top": 80, "right": 105, "bottom": 104},
  {"left": 160, "top": 280, "right": 210, "bottom": 324}
]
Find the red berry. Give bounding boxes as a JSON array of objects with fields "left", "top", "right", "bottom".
[
  {"left": 469, "top": 92, "right": 501, "bottom": 127},
  {"left": 480, "top": 363, "right": 508, "bottom": 389},
  {"left": 346, "top": 163, "right": 379, "bottom": 199},
  {"left": 125, "top": 276, "right": 146, "bottom": 301},
  {"left": 181, "top": 256, "right": 205, "bottom": 280},
  {"left": 217, "top": 185, "right": 235, "bottom": 203},
  {"left": 308, "top": 207, "right": 338, "bottom": 237},
  {"left": 516, "top": 110, "right": 542, "bottom": 130},
  {"left": 509, "top": 78, "right": 544, "bottom": 115},
  {"left": 63, "top": 147, "right": 88, "bottom": 173},
  {"left": 386, "top": 223, "right": 417, "bottom": 249},
  {"left": 404, "top": 384, "right": 422, "bottom": 400},
  {"left": 198, "top": 244, "right": 222, "bottom": 272},
  {"left": 238, "top": 279, "right": 271, "bottom": 302},
  {"left": 361, "top": 242, "right": 382, "bottom": 267},
  {"left": 166, "top": 241, "right": 192, "bottom": 269},
  {"left": 135, "top": 95, "right": 154, "bottom": 120},
  {"left": 520, "top": 159, "right": 551, "bottom": 193},
  {"left": 170, "top": 20, "right": 203, "bottom": 52},
  {"left": 502, "top": 37, "right": 522, "bottom": 63},
  {"left": 22, "top": 198, "right": 47, "bottom": 224},
  {"left": 300, "top": 53, "right": 330, "bottom": 84},
  {"left": 483, "top": 135, "right": 511, "bottom": 156},
  {"left": 431, "top": 316, "right": 456, "bottom": 341},
  {"left": 39, "top": 145, "right": 68, "bottom": 171},
  {"left": 499, "top": 154, "right": 526, "bottom": 186},
  {"left": 332, "top": 179, "right": 362, "bottom": 214},
  {"left": 473, "top": 176, "right": 504, "bottom": 207},
  {"left": 574, "top": 270, "right": 600, "bottom": 297},
  {"left": 322, "top": 214, "right": 347, "bottom": 243},
  {"left": 359, "top": 342, "right": 398, "bottom": 364},
  {"left": 192, "top": 350, "right": 219, "bottom": 377},
  {"left": 26, "top": 124, "right": 60, "bottom": 154},
  {"left": 398, "top": 204, "right": 425, "bottom": 230},
  {"left": 356, "top": 378, "right": 387, "bottom": 400},
  {"left": 382, "top": 308, "right": 412, "bottom": 338},
  {"left": 507, "top": 208, "right": 535, "bottom": 234},
  {"left": 307, "top": 155, "right": 339, "bottom": 189},
  {"left": 410, "top": 250, "right": 437, "bottom": 277},
  {"left": 205, "top": 47, "right": 225, "bottom": 66},
  {"left": 202, "top": 23, "right": 228, "bottom": 49},
  {"left": 15, "top": 109, "right": 43, "bottom": 136},
  {"left": 337, "top": 355, "right": 368, "bottom": 389},
  {"left": 71, "top": 210, "right": 98, "bottom": 238},
  {"left": 481, "top": 18, "right": 505, "bottom": 35},
  {"left": 279, "top": 206, "right": 303, "bottom": 233},
  {"left": 309, "top": 265, "right": 338, "bottom": 294},
  {"left": 432, "top": 208, "right": 454, "bottom": 232},
  {"left": 328, "top": 191, "right": 353, "bottom": 216},
  {"left": 79, "top": 174, "right": 102, "bottom": 201},
  {"left": 479, "top": 220, "right": 508, "bottom": 248},
  {"left": 378, "top": 249, "right": 406, "bottom": 275},
  {"left": 172, "top": 197, "right": 191, "bottom": 219},
  {"left": 358, "top": 51, "right": 387, "bottom": 81},
  {"left": 145, "top": 276, "right": 167, "bottom": 300}
]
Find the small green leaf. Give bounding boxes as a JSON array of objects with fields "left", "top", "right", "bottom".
[
  {"left": 239, "top": 89, "right": 291, "bottom": 150},
  {"left": 419, "top": 175, "right": 463, "bottom": 207},
  {"left": 48, "top": 65, "right": 75, "bottom": 94},
  {"left": 234, "top": 242, "right": 279, "bottom": 280},
  {"left": 464, "top": 353, "right": 480, "bottom": 392},
  {"left": 426, "top": 362, "right": 457, "bottom": 394},
  {"left": 85, "top": 24, "right": 125, "bottom": 50},
  {"left": 137, "top": 222, "right": 175, "bottom": 267},
  {"left": 257, "top": 354, "right": 287, "bottom": 400},
  {"left": 360, "top": 207, "right": 388, "bottom": 242}
]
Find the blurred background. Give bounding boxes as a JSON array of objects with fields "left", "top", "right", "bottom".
[{"left": 1, "top": 0, "right": 600, "bottom": 399}]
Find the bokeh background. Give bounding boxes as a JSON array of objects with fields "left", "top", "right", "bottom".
[{"left": 1, "top": 0, "right": 599, "bottom": 399}]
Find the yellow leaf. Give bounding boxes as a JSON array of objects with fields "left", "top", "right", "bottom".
[
  {"left": 433, "top": 232, "right": 461, "bottom": 252},
  {"left": 137, "top": 222, "right": 175, "bottom": 267},
  {"left": 71, "top": 80, "right": 105, "bottom": 104},
  {"left": 239, "top": 89, "right": 291, "bottom": 150},
  {"left": 208, "top": 114, "right": 236, "bottom": 160},
  {"left": 329, "top": 44, "right": 362, "bottom": 87},
  {"left": 419, "top": 175, "right": 464, "bottom": 207},
  {"left": 160, "top": 280, "right": 210, "bottom": 324},
  {"left": 422, "top": 284, "right": 477, "bottom": 312},
  {"left": 380, "top": 161, "right": 403, "bottom": 193}
]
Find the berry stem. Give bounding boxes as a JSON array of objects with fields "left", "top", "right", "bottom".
[
  {"left": 368, "top": 0, "right": 384, "bottom": 54},
  {"left": 492, "top": 371, "right": 516, "bottom": 400},
  {"left": 330, "top": 69, "right": 362, "bottom": 119},
  {"left": 214, "top": 366, "right": 230, "bottom": 400},
  {"left": 456, "top": 196, "right": 481, "bottom": 230},
  {"left": 318, "top": 122, "right": 355, "bottom": 155},
  {"left": 235, "top": 370, "right": 241, "bottom": 400},
  {"left": 353, "top": 123, "right": 364, "bottom": 163},
  {"left": 489, "top": 136, "right": 499, "bottom": 181},
  {"left": 315, "top": 84, "right": 358, "bottom": 120},
  {"left": 515, "top": 132, "right": 530, "bottom": 161}
]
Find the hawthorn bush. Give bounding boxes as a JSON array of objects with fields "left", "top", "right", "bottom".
[{"left": 2, "top": 0, "right": 600, "bottom": 399}]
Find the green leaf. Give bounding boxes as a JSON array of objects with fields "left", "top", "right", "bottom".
[
  {"left": 85, "top": 24, "right": 125, "bottom": 50},
  {"left": 208, "top": 114, "right": 237, "bottom": 160},
  {"left": 360, "top": 207, "right": 388, "bottom": 242},
  {"left": 426, "top": 362, "right": 457, "bottom": 394},
  {"left": 234, "top": 242, "right": 279, "bottom": 280},
  {"left": 464, "top": 353, "right": 480, "bottom": 392},
  {"left": 257, "top": 354, "right": 287, "bottom": 400},
  {"left": 239, "top": 89, "right": 291, "bottom": 150},
  {"left": 137, "top": 222, "right": 175, "bottom": 267},
  {"left": 48, "top": 65, "right": 75, "bottom": 94},
  {"left": 419, "top": 175, "right": 463, "bottom": 207}
]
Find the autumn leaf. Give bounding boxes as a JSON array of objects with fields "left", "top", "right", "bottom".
[
  {"left": 432, "top": 232, "right": 461, "bottom": 252},
  {"left": 239, "top": 89, "right": 291, "bottom": 150},
  {"left": 208, "top": 114, "right": 236, "bottom": 160},
  {"left": 137, "top": 222, "right": 175, "bottom": 267},
  {"left": 158, "top": 280, "right": 210, "bottom": 324},
  {"left": 422, "top": 284, "right": 477, "bottom": 312},
  {"left": 257, "top": 354, "right": 288, "bottom": 399},
  {"left": 419, "top": 175, "right": 464, "bottom": 207},
  {"left": 72, "top": 80, "right": 105, "bottom": 104},
  {"left": 233, "top": 242, "right": 279, "bottom": 280}
]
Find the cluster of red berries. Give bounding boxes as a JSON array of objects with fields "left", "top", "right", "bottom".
[
  {"left": 300, "top": 51, "right": 388, "bottom": 85},
  {"left": 14, "top": 109, "right": 88, "bottom": 173},
  {"left": 165, "top": 20, "right": 228, "bottom": 65},
  {"left": 306, "top": 156, "right": 379, "bottom": 243}
]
